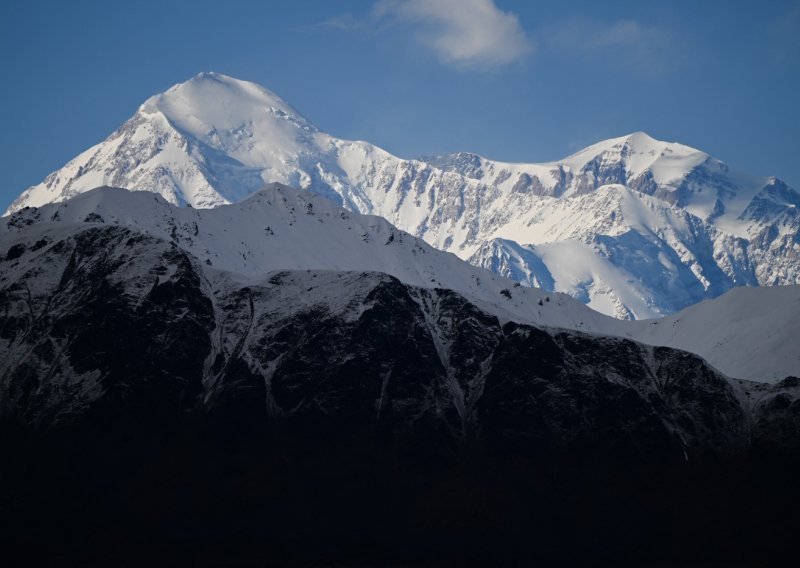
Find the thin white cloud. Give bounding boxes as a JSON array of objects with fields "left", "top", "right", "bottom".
[
  {"left": 544, "top": 18, "right": 686, "bottom": 77},
  {"left": 373, "top": 0, "right": 534, "bottom": 69},
  {"left": 308, "top": 14, "right": 362, "bottom": 33}
]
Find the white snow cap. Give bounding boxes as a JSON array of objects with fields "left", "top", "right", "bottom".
[{"left": 7, "top": 72, "right": 799, "bottom": 325}]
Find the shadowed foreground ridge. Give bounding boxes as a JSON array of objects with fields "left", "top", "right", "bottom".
[{"left": 1, "top": 222, "right": 799, "bottom": 566}]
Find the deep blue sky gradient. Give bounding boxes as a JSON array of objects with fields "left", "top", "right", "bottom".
[{"left": 1, "top": 0, "right": 798, "bottom": 210}]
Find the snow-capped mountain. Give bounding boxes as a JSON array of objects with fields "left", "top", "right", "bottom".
[{"left": 8, "top": 72, "right": 800, "bottom": 319}]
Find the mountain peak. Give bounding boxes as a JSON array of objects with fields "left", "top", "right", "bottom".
[
  {"left": 622, "top": 130, "right": 659, "bottom": 148},
  {"left": 620, "top": 131, "right": 706, "bottom": 157},
  {"left": 559, "top": 131, "right": 710, "bottom": 183},
  {"left": 139, "top": 72, "right": 314, "bottom": 134}
]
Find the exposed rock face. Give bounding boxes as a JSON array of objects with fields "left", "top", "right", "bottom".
[
  {"left": 0, "top": 225, "right": 212, "bottom": 429},
  {"left": 747, "top": 376, "right": 800, "bottom": 452}
]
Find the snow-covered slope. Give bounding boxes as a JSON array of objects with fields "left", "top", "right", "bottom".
[
  {"left": 5, "top": 185, "right": 798, "bottom": 383},
  {"left": 8, "top": 72, "right": 800, "bottom": 319},
  {"left": 2, "top": 184, "right": 613, "bottom": 333},
  {"left": 625, "top": 285, "right": 800, "bottom": 382},
  {"left": 466, "top": 184, "right": 751, "bottom": 319}
]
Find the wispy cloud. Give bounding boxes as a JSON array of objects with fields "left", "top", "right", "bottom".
[
  {"left": 312, "top": 13, "right": 363, "bottom": 32},
  {"left": 306, "top": 1, "right": 534, "bottom": 70},
  {"left": 543, "top": 18, "right": 686, "bottom": 77},
  {"left": 308, "top": 5, "right": 681, "bottom": 76},
  {"left": 373, "top": 0, "right": 534, "bottom": 69}
]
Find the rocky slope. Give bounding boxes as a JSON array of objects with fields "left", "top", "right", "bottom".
[
  {"left": 8, "top": 72, "right": 800, "bottom": 319},
  {"left": 3, "top": 212, "right": 794, "bottom": 455}
]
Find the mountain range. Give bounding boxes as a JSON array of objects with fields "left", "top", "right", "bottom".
[
  {"left": 9, "top": 72, "right": 800, "bottom": 319},
  {"left": 3, "top": 74, "right": 800, "bottom": 565}
]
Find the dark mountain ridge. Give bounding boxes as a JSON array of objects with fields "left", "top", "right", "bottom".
[{"left": 2, "top": 215, "right": 799, "bottom": 566}]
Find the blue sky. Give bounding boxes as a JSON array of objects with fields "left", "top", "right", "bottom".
[{"left": 1, "top": 0, "right": 798, "bottom": 209}]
